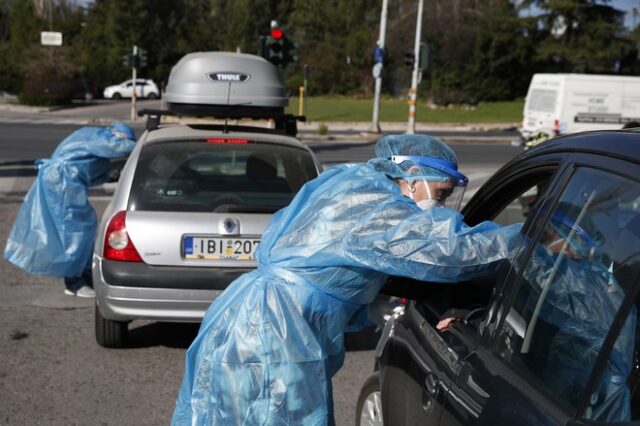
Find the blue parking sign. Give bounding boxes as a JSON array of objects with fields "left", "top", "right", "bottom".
[{"left": 374, "top": 46, "right": 383, "bottom": 64}]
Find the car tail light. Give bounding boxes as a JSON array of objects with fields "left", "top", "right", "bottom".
[
  {"left": 206, "top": 138, "right": 250, "bottom": 144},
  {"left": 103, "top": 211, "right": 142, "bottom": 262}
]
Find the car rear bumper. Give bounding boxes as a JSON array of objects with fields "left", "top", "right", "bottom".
[{"left": 93, "top": 256, "right": 252, "bottom": 322}]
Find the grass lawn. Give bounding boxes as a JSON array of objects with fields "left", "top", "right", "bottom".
[{"left": 286, "top": 96, "right": 524, "bottom": 123}]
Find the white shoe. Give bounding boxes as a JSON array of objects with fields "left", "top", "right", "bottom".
[{"left": 64, "top": 285, "right": 95, "bottom": 298}]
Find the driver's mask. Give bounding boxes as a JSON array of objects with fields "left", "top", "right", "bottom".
[{"left": 545, "top": 238, "right": 567, "bottom": 254}]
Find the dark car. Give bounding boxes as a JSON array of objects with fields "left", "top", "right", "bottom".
[{"left": 357, "top": 130, "right": 640, "bottom": 425}]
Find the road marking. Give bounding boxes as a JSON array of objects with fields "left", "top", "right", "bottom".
[{"left": 0, "top": 117, "right": 96, "bottom": 125}]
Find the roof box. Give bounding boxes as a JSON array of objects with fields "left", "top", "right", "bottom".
[{"left": 164, "top": 52, "right": 288, "bottom": 119}]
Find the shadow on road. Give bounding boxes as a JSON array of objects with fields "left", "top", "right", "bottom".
[{"left": 127, "top": 322, "right": 200, "bottom": 349}]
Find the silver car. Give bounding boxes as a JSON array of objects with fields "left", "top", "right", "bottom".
[{"left": 93, "top": 124, "right": 320, "bottom": 347}]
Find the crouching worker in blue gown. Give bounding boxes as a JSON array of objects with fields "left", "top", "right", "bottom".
[
  {"left": 4, "top": 123, "right": 136, "bottom": 297},
  {"left": 171, "top": 134, "right": 524, "bottom": 425}
]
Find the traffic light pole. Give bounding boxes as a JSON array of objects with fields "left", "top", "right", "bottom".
[
  {"left": 371, "top": 0, "right": 388, "bottom": 134},
  {"left": 407, "top": 0, "right": 424, "bottom": 135},
  {"left": 131, "top": 45, "right": 138, "bottom": 122}
]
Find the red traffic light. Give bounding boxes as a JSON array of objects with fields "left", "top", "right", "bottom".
[{"left": 271, "top": 28, "right": 283, "bottom": 40}]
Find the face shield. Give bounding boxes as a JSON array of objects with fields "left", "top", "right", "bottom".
[
  {"left": 391, "top": 156, "right": 468, "bottom": 211},
  {"left": 546, "top": 212, "right": 596, "bottom": 260}
]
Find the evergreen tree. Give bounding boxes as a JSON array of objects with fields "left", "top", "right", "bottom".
[{"left": 521, "top": 0, "right": 629, "bottom": 73}]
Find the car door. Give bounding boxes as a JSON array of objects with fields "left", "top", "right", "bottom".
[
  {"left": 442, "top": 154, "right": 640, "bottom": 425},
  {"left": 135, "top": 81, "right": 146, "bottom": 98},
  {"left": 376, "top": 154, "right": 564, "bottom": 425},
  {"left": 123, "top": 81, "right": 133, "bottom": 97}
]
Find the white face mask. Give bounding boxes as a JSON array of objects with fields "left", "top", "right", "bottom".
[{"left": 416, "top": 198, "right": 441, "bottom": 210}]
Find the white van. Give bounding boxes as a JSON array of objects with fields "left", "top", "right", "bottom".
[{"left": 520, "top": 73, "right": 640, "bottom": 142}]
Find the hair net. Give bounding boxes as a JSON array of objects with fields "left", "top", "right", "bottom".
[
  {"left": 368, "top": 134, "right": 466, "bottom": 185},
  {"left": 109, "top": 122, "right": 136, "bottom": 141}
]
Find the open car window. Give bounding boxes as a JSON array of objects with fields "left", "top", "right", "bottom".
[{"left": 385, "top": 168, "right": 555, "bottom": 336}]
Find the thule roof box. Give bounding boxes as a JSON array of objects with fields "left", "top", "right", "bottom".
[{"left": 164, "top": 52, "right": 289, "bottom": 118}]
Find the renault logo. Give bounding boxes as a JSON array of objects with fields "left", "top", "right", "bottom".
[
  {"left": 223, "top": 218, "right": 237, "bottom": 233},
  {"left": 207, "top": 72, "right": 250, "bottom": 83}
]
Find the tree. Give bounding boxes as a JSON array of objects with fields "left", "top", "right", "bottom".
[
  {"left": 289, "top": 0, "right": 378, "bottom": 95},
  {"left": 0, "top": 0, "right": 43, "bottom": 93},
  {"left": 465, "top": 1, "right": 537, "bottom": 101},
  {"left": 520, "top": 0, "right": 629, "bottom": 73},
  {"left": 79, "top": 0, "right": 218, "bottom": 91}
]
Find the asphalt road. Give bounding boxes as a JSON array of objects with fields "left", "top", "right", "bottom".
[
  {"left": 0, "top": 121, "right": 521, "bottom": 165},
  {"left": 0, "top": 121, "right": 522, "bottom": 425},
  {"left": 0, "top": 192, "right": 380, "bottom": 426}
]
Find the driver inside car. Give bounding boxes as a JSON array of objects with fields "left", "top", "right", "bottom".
[{"left": 437, "top": 208, "right": 637, "bottom": 422}]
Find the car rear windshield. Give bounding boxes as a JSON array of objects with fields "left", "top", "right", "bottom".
[{"left": 128, "top": 140, "right": 318, "bottom": 213}]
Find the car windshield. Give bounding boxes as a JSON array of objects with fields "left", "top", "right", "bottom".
[{"left": 128, "top": 140, "right": 318, "bottom": 213}]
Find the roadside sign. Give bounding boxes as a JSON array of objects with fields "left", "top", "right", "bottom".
[
  {"left": 41, "top": 31, "right": 63, "bottom": 46},
  {"left": 374, "top": 46, "right": 383, "bottom": 64},
  {"left": 372, "top": 63, "right": 383, "bottom": 79}
]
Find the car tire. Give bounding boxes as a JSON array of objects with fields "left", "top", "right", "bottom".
[
  {"left": 356, "top": 373, "right": 383, "bottom": 426},
  {"left": 95, "top": 302, "right": 128, "bottom": 348},
  {"left": 112, "top": 92, "right": 122, "bottom": 100},
  {"left": 146, "top": 92, "right": 158, "bottom": 100}
]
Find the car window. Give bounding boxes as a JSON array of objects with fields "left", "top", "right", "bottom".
[
  {"left": 128, "top": 140, "right": 318, "bottom": 213},
  {"left": 495, "top": 167, "right": 640, "bottom": 422},
  {"left": 398, "top": 171, "right": 554, "bottom": 327},
  {"left": 465, "top": 168, "right": 555, "bottom": 228}
]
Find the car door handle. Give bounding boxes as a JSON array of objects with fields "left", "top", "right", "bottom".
[
  {"left": 422, "top": 373, "right": 440, "bottom": 415},
  {"left": 425, "top": 373, "right": 440, "bottom": 396}
]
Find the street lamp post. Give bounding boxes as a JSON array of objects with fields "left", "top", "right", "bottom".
[
  {"left": 371, "top": 0, "right": 389, "bottom": 134},
  {"left": 407, "top": 0, "right": 424, "bottom": 135}
]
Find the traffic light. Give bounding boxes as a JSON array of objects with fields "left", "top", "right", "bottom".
[
  {"left": 404, "top": 52, "right": 415, "bottom": 68},
  {"left": 122, "top": 54, "right": 131, "bottom": 67},
  {"left": 259, "top": 25, "right": 298, "bottom": 68},
  {"left": 418, "top": 42, "right": 432, "bottom": 71},
  {"left": 282, "top": 38, "right": 298, "bottom": 67},
  {"left": 139, "top": 48, "right": 148, "bottom": 68},
  {"left": 266, "top": 27, "right": 285, "bottom": 66}
]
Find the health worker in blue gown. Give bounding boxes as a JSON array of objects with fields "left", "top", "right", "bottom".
[
  {"left": 172, "top": 134, "right": 523, "bottom": 426},
  {"left": 4, "top": 122, "right": 136, "bottom": 297}
]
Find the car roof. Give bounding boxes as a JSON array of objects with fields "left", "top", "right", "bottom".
[
  {"left": 138, "top": 123, "right": 308, "bottom": 149},
  {"left": 519, "top": 130, "right": 640, "bottom": 164}
]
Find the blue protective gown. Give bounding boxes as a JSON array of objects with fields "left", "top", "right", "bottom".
[
  {"left": 521, "top": 246, "right": 636, "bottom": 422},
  {"left": 172, "top": 163, "right": 523, "bottom": 425},
  {"left": 4, "top": 126, "right": 136, "bottom": 277}
]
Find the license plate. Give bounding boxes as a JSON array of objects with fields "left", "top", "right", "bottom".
[{"left": 183, "top": 236, "right": 260, "bottom": 260}]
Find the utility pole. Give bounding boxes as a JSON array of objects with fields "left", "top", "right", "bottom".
[
  {"left": 371, "top": 0, "right": 389, "bottom": 133},
  {"left": 131, "top": 45, "right": 138, "bottom": 121},
  {"left": 48, "top": 0, "right": 53, "bottom": 61},
  {"left": 407, "top": 0, "right": 424, "bottom": 134}
]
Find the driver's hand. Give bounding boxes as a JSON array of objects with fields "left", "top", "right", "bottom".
[{"left": 436, "top": 317, "right": 460, "bottom": 330}]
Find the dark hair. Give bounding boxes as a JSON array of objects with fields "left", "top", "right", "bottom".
[{"left": 622, "top": 121, "right": 640, "bottom": 129}]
